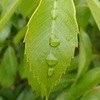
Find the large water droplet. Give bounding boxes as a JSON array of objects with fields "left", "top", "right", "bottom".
[
  {"left": 50, "top": 34, "right": 60, "bottom": 47},
  {"left": 48, "top": 68, "right": 54, "bottom": 77},
  {"left": 51, "top": 9, "right": 58, "bottom": 20},
  {"left": 46, "top": 53, "right": 58, "bottom": 66}
]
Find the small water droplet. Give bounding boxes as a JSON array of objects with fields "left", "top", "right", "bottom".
[
  {"left": 50, "top": 34, "right": 60, "bottom": 47},
  {"left": 48, "top": 67, "right": 54, "bottom": 77},
  {"left": 46, "top": 53, "right": 58, "bottom": 66},
  {"left": 51, "top": 9, "right": 58, "bottom": 20}
]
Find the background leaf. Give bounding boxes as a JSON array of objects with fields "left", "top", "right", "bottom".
[
  {"left": 75, "top": 0, "right": 91, "bottom": 30},
  {"left": 67, "top": 55, "right": 79, "bottom": 72},
  {"left": 0, "top": 22, "right": 11, "bottom": 52},
  {"left": 86, "top": 0, "right": 100, "bottom": 30},
  {"left": 13, "top": 26, "right": 27, "bottom": 45},
  {"left": 81, "top": 86, "right": 100, "bottom": 100},
  {"left": 0, "top": 46, "right": 18, "bottom": 88},
  {"left": 19, "top": 0, "right": 40, "bottom": 17},
  {"left": 0, "top": 22, "right": 11, "bottom": 44},
  {"left": 17, "top": 87, "right": 34, "bottom": 100},
  {"left": 0, "top": 0, "right": 22, "bottom": 31},
  {"left": 75, "top": 31, "right": 92, "bottom": 81},
  {"left": 69, "top": 68, "right": 100, "bottom": 99}
]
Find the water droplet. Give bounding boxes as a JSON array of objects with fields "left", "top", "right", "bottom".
[
  {"left": 46, "top": 53, "right": 58, "bottom": 66},
  {"left": 50, "top": 34, "right": 60, "bottom": 47},
  {"left": 48, "top": 68, "right": 54, "bottom": 77},
  {"left": 51, "top": 9, "right": 58, "bottom": 20}
]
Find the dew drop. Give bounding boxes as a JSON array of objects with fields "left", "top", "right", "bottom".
[
  {"left": 51, "top": 9, "right": 58, "bottom": 20},
  {"left": 46, "top": 53, "right": 58, "bottom": 66},
  {"left": 48, "top": 67, "right": 54, "bottom": 77},
  {"left": 50, "top": 34, "right": 60, "bottom": 47}
]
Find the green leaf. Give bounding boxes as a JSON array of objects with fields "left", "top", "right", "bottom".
[
  {"left": 13, "top": 26, "right": 27, "bottom": 45},
  {"left": 0, "top": 22, "right": 11, "bottom": 52},
  {"left": 17, "top": 87, "right": 34, "bottom": 100},
  {"left": 76, "top": 31, "right": 92, "bottom": 81},
  {"left": 81, "top": 86, "right": 100, "bottom": 100},
  {"left": 67, "top": 55, "right": 79, "bottom": 72},
  {"left": 19, "top": 0, "right": 40, "bottom": 17},
  {"left": 76, "top": 3, "right": 91, "bottom": 29},
  {"left": 52, "top": 74, "right": 75, "bottom": 93},
  {"left": 0, "top": 22, "right": 11, "bottom": 44},
  {"left": 69, "top": 68, "right": 100, "bottom": 99},
  {"left": 0, "top": 46, "right": 18, "bottom": 88},
  {"left": 86, "top": 0, "right": 100, "bottom": 30},
  {"left": 56, "top": 92, "right": 74, "bottom": 100},
  {"left": 0, "top": 96, "right": 5, "bottom": 100},
  {"left": 0, "top": 0, "right": 22, "bottom": 31},
  {"left": 24, "top": 0, "right": 78, "bottom": 97},
  {"left": 19, "top": 57, "right": 41, "bottom": 98}
]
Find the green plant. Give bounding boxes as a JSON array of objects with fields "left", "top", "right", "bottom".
[{"left": 0, "top": 0, "right": 100, "bottom": 100}]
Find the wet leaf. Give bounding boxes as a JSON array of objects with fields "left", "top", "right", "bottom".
[{"left": 24, "top": 0, "right": 78, "bottom": 98}]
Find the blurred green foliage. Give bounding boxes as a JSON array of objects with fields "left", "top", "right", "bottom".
[{"left": 0, "top": 0, "right": 100, "bottom": 100}]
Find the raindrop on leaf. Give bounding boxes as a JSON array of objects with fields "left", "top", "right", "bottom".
[
  {"left": 46, "top": 53, "right": 58, "bottom": 66},
  {"left": 49, "top": 34, "right": 60, "bottom": 47},
  {"left": 48, "top": 67, "right": 54, "bottom": 77},
  {"left": 51, "top": 9, "right": 58, "bottom": 20}
]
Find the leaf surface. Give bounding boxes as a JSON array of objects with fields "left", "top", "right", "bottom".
[
  {"left": 19, "top": 57, "right": 41, "bottom": 97},
  {"left": 24, "top": 0, "right": 78, "bottom": 97}
]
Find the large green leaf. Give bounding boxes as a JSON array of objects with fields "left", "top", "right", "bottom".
[
  {"left": 0, "top": 46, "right": 18, "bottom": 88},
  {"left": 19, "top": 57, "right": 41, "bottom": 97},
  {"left": 24, "top": 0, "right": 78, "bottom": 97},
  {"left": 86, "top": 0, "right": 100, "bottom": 30},
  {"left": 0, "top": 0, "right": 22, "bottom": 31}
]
